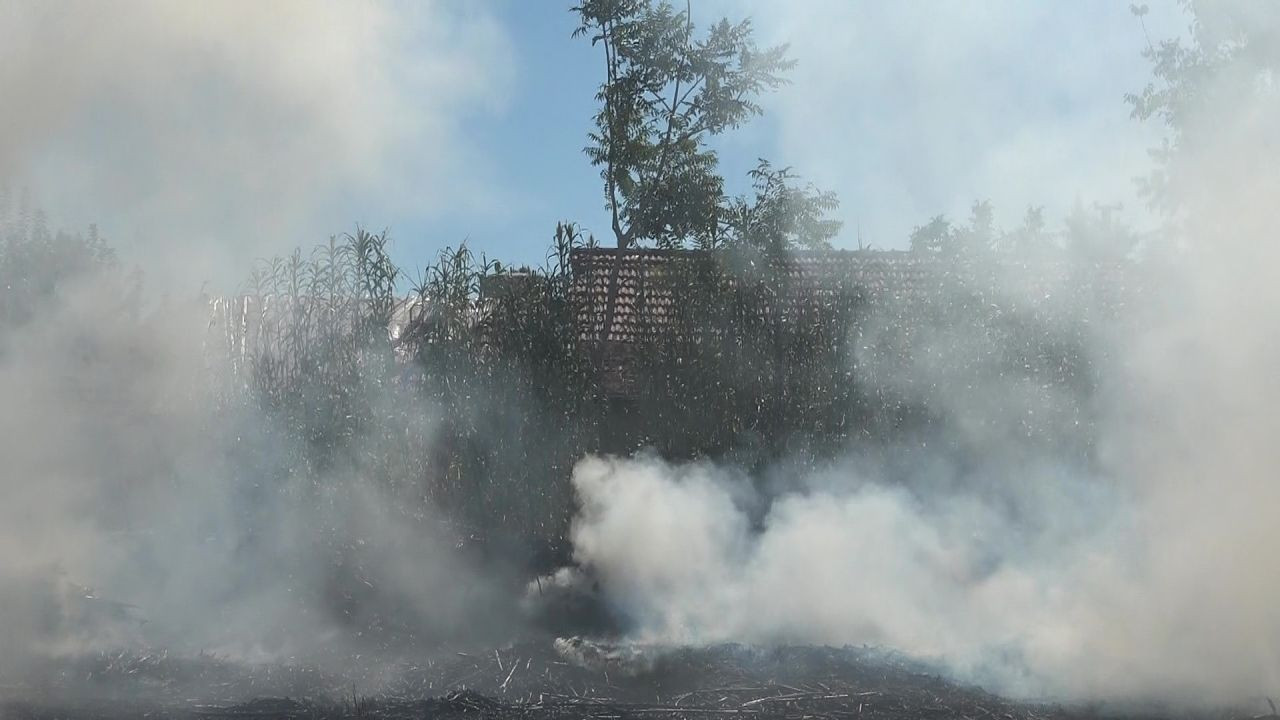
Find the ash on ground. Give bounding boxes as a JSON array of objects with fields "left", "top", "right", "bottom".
[{"left": 0, "top": 638, "right": 1238, "bottom": 720}]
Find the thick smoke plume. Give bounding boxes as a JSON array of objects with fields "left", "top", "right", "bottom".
[
  {"left": 1, "top": 0, "right": 1277, "bottom": 711},
  {"left": 0, "top": 275, "right": 520, "bottom": 681},
  {"left": 0, "top": 0, "right": 519, "bottom": 688},
  {"left": 566, "top": 228, "right": 1279, "bottom": 701},
  {"left": 562, "top": 2, "right": 1280, "bottom": 704}
]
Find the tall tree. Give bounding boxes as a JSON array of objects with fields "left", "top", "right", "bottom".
[{"left": 573, "top": 0, "right": 797, "bottom": 249}]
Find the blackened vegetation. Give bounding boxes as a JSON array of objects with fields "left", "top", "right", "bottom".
[{"left": 2, "top": 643, "right": 1186, "bottom": 720}]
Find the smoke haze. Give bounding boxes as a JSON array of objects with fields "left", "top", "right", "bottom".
[
  {"left": 707, "top": 0, "right": 1188, "bottom": 248},
  {"left": 0, "top": 277, "right": 524, "bottom": 678},
  {"left": 0, "top": 1, "right": 511, "bottom": 284},
  {"left": 1, "top": 2, "right": 522, "bottom": 676},
  {"left": 2, "top": 0, "right": 1279, "bottom": 711},
  {"left": 563, "top": 2, "right": 1280, "bottom": 702}
]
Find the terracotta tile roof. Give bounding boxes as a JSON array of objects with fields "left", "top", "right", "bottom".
[{"left": 569, "top": 248, "right": 938, "bottom": 344}]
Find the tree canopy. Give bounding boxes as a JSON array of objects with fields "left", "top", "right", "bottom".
[
  {"left": 1126, "top": 0, "right": 1280, "bottom": 225},
  {"left": 573, "top": 0, "right": 840, "bottom": 252}
]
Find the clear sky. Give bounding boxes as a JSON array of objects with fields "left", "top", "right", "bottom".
[{"left": 1, "top": 1, "right": 1190, "bottom": 287}]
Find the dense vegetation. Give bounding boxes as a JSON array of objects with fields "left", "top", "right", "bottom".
[
  {"left": 1, "top": 187, "right": 1111, "bottom": 580},
  {"left": 12, "top": 0, "right": 1235, "bottom": 650},
  {"left": 210, "top": 224, "right": 1114, "bottom": 576}
]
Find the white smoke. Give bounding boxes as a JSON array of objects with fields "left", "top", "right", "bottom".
[
  {"left": 564, "top": 1, "right": 1280, "bottom": 704},
  {"left": 566, "top": 453, "right": 1124, "bottom": 697},
  {"left": 2, "top": 0, "right": 1277, "bottom": 708},
  {"left": 0, "top": 272, "right": 516, "bottom": 681},
  {"left": 0, "top": 1, "right": 518, "bottom": 675},
  {"left": 0, "top": 1, "right": 512, "bottom": 285}
]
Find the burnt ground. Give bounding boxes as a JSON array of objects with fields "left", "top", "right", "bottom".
[{"left": 0, "top": 640, "right": 1251, "bottom": 720}]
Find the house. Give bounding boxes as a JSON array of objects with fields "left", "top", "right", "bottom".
[{"left": 568, "top": 247, "right": 939, "bottom": 396}]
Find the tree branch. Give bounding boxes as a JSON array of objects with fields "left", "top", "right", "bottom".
[
  {"left": 641, "top": 0, "right": 694, "bottom": 243},
  {"left": 600, "top": 17, "right": 627, "bottom": 248}
]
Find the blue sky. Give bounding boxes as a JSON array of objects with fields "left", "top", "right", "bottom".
[
  {"left": 2, "top": 1, "right": 1189, "bottom": 286},
  {"left": 381, "top": 0, "right": 1187, "bottom": 271},
  {"left": 410, "top": 1, "right": 609, "bottom": 268},
  {"left": 391, "top": 0, "right": 1186, "bottom": 273}
]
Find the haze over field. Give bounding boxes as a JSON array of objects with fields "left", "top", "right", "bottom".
[{"left": 2, "top": 0, "right": 1278, "bottom": 710}]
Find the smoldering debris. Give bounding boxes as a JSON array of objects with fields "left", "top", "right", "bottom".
[{"left": 3, "top": 639, "right": 1190, "bottom": 720}]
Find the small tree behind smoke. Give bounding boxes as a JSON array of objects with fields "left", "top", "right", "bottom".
[
  {"left": 721, "top": 161, "right": 842, "bottom": 253},
  {"left": 0, "top": 190, "right": 118, "bottom": 336}
]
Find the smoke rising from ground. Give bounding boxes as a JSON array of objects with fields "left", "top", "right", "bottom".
[
  {"left": 563, "top": 3, "right": 1280, "bottom": 701},
  {"left": 566, "top": 225, "right": 1280, "bottom": 701},
  {"left": 2, "top": 0, "right": 1278, "bottom": 710},
  {"left": 0, "top": 274, "right": 523, "bottom": 690},
  {"left": 0, "top": 0, "right": 517, "bottom": 686}
]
